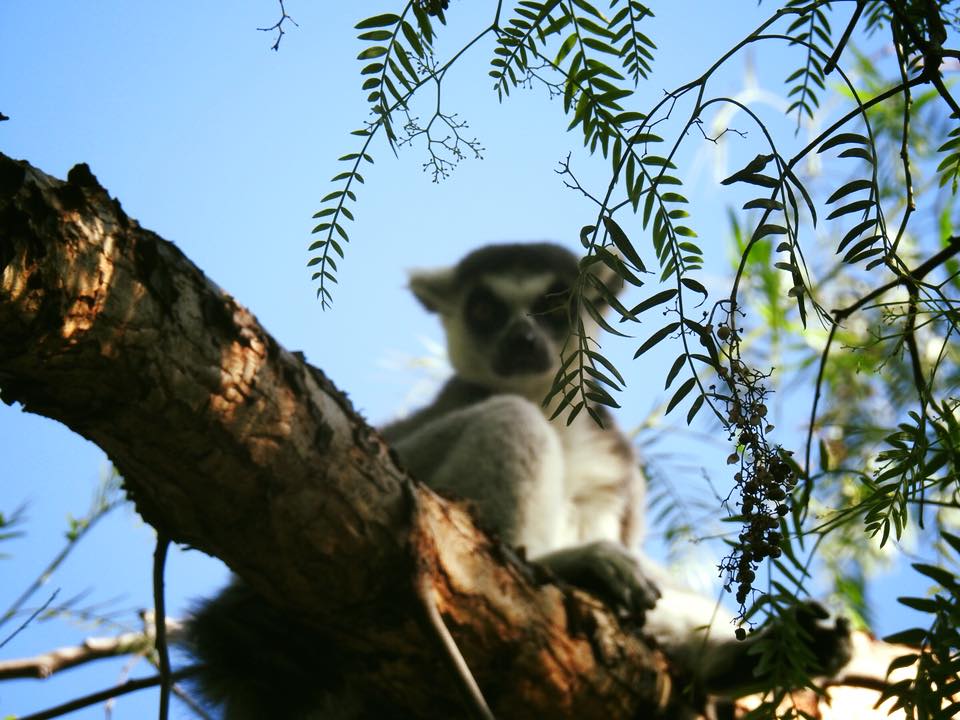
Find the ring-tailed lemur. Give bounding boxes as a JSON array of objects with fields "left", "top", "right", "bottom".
[{"left": 186, "top": 242, "right": 850, "bottom": 718}]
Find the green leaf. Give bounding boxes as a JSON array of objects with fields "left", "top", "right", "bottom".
[
  {"left": 827, "top": 200, "right": 874, "bottom": 220},
  {"left": 837, "top": 219, "right": 876, "bottom": 253},
  {"left": 582, "top": 290, "right": 630, "bottom": 337},
  {"left": 642, "top": 187, "right": 657, "bottom": 228},
  {"left": 826, "top": 179, "right": 873, "bottom": 204},
  {"left": 358, "top": 30, "right": 394, "bottom": 41},
  {"left": 883, "top": 628, "right": 928, "bottom": 645},
  {"left": 634, "top": 322, "right": 679, "bottom": 358},
  {"left": 627, "top": 288, "right": 677, "bottom": 315},
  {"left": 394, "top": 45, "right": 418, "bottom": 84},
  {"left": 886, "top": 653, "right": 919, "bottom": 672},
  {"left": 640, "top": 155, "right": 675, "bottom": 168},
  {"left": 897, "top": 596, "right": 940, "bottom": 613},
  {"left": 584, "top": 261, "right": 634, "bottom": 318},
  {"left": 817, "top": 132, "right": 871, "bottom": 153},
  {"left": 686, "top": 394, "right": 704, "bottom": 424},
  {"left": 727, "top": 173, "right": 779, "bottom": 188},
  {"left": 755, "top": 224, "right": 788, "bottom": 239},
  {"left": 722, "top": 153, "right": 775, "bottom": 183},
  {"left": 912, "top": 563, "right": 957, "bottom": 589},
  {"left": 578, "top": 224, "right": 598, "bottom": 250},
  {"left": 355, "top": 14, "right": 401, "bottom": 29},
  {"left": 837, "top": 147, "right": 875, "bottom": 163},
  {"left": 943, "top": 531, "right": 960, "bottom": 557},
  {"left": 784, "top": 166, "right": 817, "bottom": 226},
  {"left": 653, "top": 174, "right": 681, "bottom": 186},
  {"left": 401, "top": 21, "right": 425, "bottom": 57},
  {"left": 842, "top": 236, "right": 881, "bottom": 263},
  {"left": 665, "top": 377, "right": 695, "bottom": 414},
  {"left": 576, "top": 16, "right": 614, "bottom": 39},
  {"left": 601, "top": 216, "right": 646, "bottom": 271},
  {"left": 597, "top": 245, "right": 646, "bottom": 284},
  {"left": 742, "top": 198, "right": 784, "bottom": 211},
  {"left": 357, "top": 46, "right": 389, "bottom": 60},
  {"left": 616, "top": 111, "right": 648, "bottom": 124},
  {"left": 571, "top": 0, "right": 607, "bottom": 23},
  {"left": 664, "top": 353, "right": 686, "bottom": 389},
  {"left": 565, "top": 401, "right": 586, "bottom": 425},
  {"left": 549, "top": 385, "right": 582, "bottom": 421},
  {"left": 680, "top": 276, "right": 707, "bottom": 300},
  {"left": 583, "top": 379, "right": 620, "bottom": 408},
  {"left": 587, "top": 349, "right": 626, "bottom": 387},
  {"left": 818, "top": 439, "right": 830, "bottom": 472},
  {"left": 555, "top": 33, "right": 577, "bottom": 65}
]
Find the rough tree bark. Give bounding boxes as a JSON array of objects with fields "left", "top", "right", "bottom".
[{"left": 0, "top": 153, "right": 670, "bottom": 718}]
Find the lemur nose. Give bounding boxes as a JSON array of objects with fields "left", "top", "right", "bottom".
[
  {"left": 505, "top": 319, "right": 538, "bottom": 346},
  {"left": 494, "top": 319, "right": 551, "bottom": 376}
]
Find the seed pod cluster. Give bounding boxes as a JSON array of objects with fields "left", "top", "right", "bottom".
[{"left": 713, "top": 318, "right": 798, "bottom": 630}]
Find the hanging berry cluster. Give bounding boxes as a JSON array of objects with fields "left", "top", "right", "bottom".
[{"left": 713, "top": 319, "right": 799, "bottom": 636}]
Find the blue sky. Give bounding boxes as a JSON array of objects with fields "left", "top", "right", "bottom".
[{"left": 0, "top": 3, "right": 935, "bottom": 718}]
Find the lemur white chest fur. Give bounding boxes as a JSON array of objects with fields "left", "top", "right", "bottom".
[
  {"left": 550, "top": 403, "right": 640, "bottom": 550},
  {"left": 381, "top": 381, "right": 640, "bottom": 559}
]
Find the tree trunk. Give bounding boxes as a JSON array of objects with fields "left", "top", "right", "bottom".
[{"left": 0, "top": 153, "right": 668, "bottom": 718}]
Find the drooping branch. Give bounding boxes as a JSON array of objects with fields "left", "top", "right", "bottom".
[{"left": 0, "top": 153, "right": 666, "bottom": 718}]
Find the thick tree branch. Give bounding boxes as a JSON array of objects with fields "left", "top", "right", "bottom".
[{"left": 0, "top": 153, "right": 666, "bottom": 717}]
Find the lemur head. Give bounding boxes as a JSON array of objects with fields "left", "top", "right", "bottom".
[{"left": 409, "top": 242, "right": 620, "bottom": 397}]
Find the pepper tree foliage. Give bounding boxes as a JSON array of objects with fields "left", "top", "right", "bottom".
[{"left": 310, "top": 1, "right": 960, "bottom": 716}]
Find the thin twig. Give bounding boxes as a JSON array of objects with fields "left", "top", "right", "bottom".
[
  {"left": 824, "top": 0, "right": 866, "bottom": 75},
  {"left": 17, "top": 667, "right": 199, "bottom": 720},
  {"left": 0, "top": 500, "right": 120, "bottom": 631},
  {"left": 0, "top": 590, "right": 58, "bottom": 650},
  {"left": 153, "top": 535, "right": 171, "bottom": 720},
  {"left": 257, "top": 0, "right": 298, "bottom": 51},
  {"left": 834, "top": 236, "right": 960, "bottom": 322}
]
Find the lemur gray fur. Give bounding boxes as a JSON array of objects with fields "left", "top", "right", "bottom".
[{"left": 186, "top": 242, "right": 850, "bottom": 718}]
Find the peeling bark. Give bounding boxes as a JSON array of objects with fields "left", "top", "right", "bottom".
[{"left": 0, "top": 153, "right": 668, "bottom": 718}]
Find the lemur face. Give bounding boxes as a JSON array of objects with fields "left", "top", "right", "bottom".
[
  {"left": 460, "top": 272, "right": 570, "bottom": 379},
  {"left": 409, "top": 243, "right": 583, "bottom": 397}
]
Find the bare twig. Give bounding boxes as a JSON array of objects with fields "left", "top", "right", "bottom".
[
  {"left": 0, "top": 617, "right": 183, "bottom": 679},
  {"left": 0, "top": 497, "right": 121, "bottom": 632},
  {"left": 257, "top": 0, "right": 298, "bottom": 51},
  {"left": 17, "top": 667, "right": 199, "bottom": 720},
  {"left": 0, "top": 590, "right": 59, "bottom": 650}
]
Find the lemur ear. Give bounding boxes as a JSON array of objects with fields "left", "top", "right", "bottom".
[{"left": 408, "top": 267, "right": 458, "bottom": 314}]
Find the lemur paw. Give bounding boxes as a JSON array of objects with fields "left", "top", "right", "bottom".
[{"left": 536, "top": 540, "right": 661, "bottom": 622}]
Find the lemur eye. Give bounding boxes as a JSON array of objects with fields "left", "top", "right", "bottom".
[
  {"left": 464, "top": 286, "right": 508, "bottom": 334},
  {"left": 530, "top": 281, "right": 570, "bottom": 331}
]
